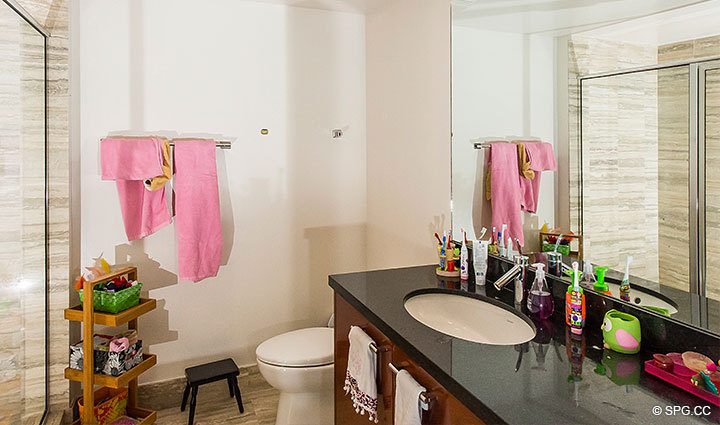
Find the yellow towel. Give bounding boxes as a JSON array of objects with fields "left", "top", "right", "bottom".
[
  {"left": 517, "top": 143, "right": 535, "bottom": 180},
  {"left": 145, "top": 138, "right": 171, "bottom": 191}
]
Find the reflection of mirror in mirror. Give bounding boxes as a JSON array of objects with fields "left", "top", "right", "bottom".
[{"left": 452, "top": 0, "right": 720, "bottom": 334}]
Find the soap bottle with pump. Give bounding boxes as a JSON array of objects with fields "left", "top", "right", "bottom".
[
  {"left": 527, "top": 263, "right": 554, "bottom": 320},
  {"left": 593, "top": 265, "right": 611, "bottom": 296},
  {"left": 565, "top": 262, "right": 585, "bottom": 335},
  {"left": 580, "top": 261, "right": 595, "bottom": 289}
]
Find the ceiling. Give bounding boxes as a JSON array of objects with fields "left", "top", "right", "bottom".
[
  {"left": 452, "top": 0, "right": 712, "bottom": 35},
  {"left": 246, "top": 0, "right": 385, "bottom": 14},
  {"left": 578, "top": 0, "right": 720, "bottom": 45}
]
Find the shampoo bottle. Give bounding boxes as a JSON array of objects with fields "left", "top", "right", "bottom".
[
  {"left": 527, "top": 264, "right": 554, "bottom": 320},
  {"left": 565, "top": 262, "right": 585, "bottom": 335},
  {"left": 473, "top": 240, "right": 488, "bottom": 286}
]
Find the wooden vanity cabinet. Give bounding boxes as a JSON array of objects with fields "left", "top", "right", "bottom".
[
  {"left": 335, "top": 294, "right": 394, "bottom": 424},
  {"left": 334, "top": 293, "right": 485, "bottom": 425}
]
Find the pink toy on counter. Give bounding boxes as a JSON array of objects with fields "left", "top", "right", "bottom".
[
  {"left": 173, "top": 139, "right": 223, "bottom": 283},
  {"left": 100, "top": 137, "right": 172, "bottom": 240}
]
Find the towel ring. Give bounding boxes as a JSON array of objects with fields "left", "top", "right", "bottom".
[{"left": 388, "top": 362, "right": 433, "bottom": 409}]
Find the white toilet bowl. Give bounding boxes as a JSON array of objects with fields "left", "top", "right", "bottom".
[{"left": 256, "top": 327, "right": 334, "bottom": 425}]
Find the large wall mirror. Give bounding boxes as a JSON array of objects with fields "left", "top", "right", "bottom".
[
  {"left": 0, "top": 0, "right": 49, "bottom": 423},
  {"left": 451, "top": 0, "right": 720, "bottom": 335}
]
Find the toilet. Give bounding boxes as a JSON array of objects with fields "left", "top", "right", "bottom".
[{"left": 256, "top": 327, "right": 334, "bottom": 425}]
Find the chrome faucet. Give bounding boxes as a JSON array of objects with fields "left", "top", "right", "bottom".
[{"left": 493, "top": 255, "right": 529, "bottom": 304}]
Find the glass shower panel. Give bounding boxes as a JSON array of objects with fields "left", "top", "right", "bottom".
[
  {"left": 580, "top": 67, "right": 691, "bottom": 290},
  {"left": 0, "top": 1, "right": 47, "bottom": 423}
]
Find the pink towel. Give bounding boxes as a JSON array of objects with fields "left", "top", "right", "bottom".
[
  {"left": 520, "top": 142, "right": 556, "bottom": 213},
  {"left": 101, "top": 137, "right": 172, "bottom": 240},
  {"left": 174, "top": 140, "right": 222, "bottom": 282},
  {"left": 488, "top": 143, "right": 524, "bottom": 246}
]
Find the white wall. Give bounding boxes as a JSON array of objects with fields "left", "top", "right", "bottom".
[
  {"left": 365, "top": 0, "right": 452, "bottom": 269},
  {"left": 78, "top": 0, "right": 367, "bottom": 382},
  {"left": 451, "top": 27, "right": 555, "bottom": 251}
]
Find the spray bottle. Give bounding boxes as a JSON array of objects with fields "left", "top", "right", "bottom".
[{"left": 506, "top": 236, "right": 514, "bottom": 260}]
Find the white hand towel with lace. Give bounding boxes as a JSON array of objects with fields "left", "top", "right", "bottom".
[
  {"left": 344, "top": 326, "right": 378, "bottom": 423},
  {"left": 394, "top": 369, "right": 426, "bottom": 425}
]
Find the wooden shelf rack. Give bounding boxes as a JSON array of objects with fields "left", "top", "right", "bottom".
[{"left": 64, "top": 266, "right": 158, "bottom": 424}]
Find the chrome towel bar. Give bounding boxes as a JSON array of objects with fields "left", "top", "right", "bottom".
[
  {"left": 368, "top": 341, "right": 390, "bottom": 354},
  {"left": 388, "top": 362, "right": 432, "bottom": 409}
]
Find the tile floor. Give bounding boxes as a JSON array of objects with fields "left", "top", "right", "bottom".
[{"left": 141, "top": 365, "right": 279, "bottom": 424}]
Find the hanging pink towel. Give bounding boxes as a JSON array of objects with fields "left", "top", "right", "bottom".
[
  {"left": 488, "top": 143, "right": 524, "bottom": 246},
  {"left": 173, "top": 140, "right": 222, "bottom": 282},
  {"left": 100, "top": 137, "right": 172, "bottom": 240},
  {"left": 520, "top": 142, "right": 556, "bottom": 213}
]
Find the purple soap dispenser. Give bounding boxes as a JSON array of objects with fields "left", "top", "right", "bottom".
[{"left": 527, "top": 263, "right": 554, "bottom": 320}]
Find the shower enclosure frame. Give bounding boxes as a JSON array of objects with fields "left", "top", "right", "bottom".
[
  {"left": 579, "top": 55, "right": 720, "bottom": 329},
  {"left": 2, "top": 0, "right": 50, "bottom": 422}
]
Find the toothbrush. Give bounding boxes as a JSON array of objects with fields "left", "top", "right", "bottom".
[
  {"left": 478, "top": 227, "right": 487, "bottom": 240},
  {"left": 554, "top": 234, "right": 564, "bottom": 253},
  {"left": 434, "top": 232, "right": 442, "bottom": 246},
  {"left": 620, "top": 256, "right": 633, "bottom": 302},
  {"left": 440, "top": 232, "right": 447, "bottom": 270},
  {"left": 492, "top": 226, "right": 496, "bottom": 244}
]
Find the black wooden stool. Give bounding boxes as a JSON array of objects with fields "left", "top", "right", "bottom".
[{"left": 181, "top": 358, "right": 244, "bottom": 425}]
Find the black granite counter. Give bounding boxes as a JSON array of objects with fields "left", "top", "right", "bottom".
[{"left": 329, "top": 265, "right": 720, "bottom": 425}]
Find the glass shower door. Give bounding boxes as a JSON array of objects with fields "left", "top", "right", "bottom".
[
  {"left": 701, "top": 61, "right": 720, "bottom": 330},
  {"left": 0, "top": 1, "right": 48, "bottom": 423}
]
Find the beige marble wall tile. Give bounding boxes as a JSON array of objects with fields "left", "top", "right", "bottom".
[{"left": 568, "top": 36, "right": 660, "bottom": 280}]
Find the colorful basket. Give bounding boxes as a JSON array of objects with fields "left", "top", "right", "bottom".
[
  {"left": 78, "top": 283, "right": 142, "bottom": 314},
  {"left": 78, "top": 387, "right": 128, "bottom": 425}
]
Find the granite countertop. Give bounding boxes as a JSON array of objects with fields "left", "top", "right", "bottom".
[{"left": 329, "top": 265, "right": 720, "bottom": 425}]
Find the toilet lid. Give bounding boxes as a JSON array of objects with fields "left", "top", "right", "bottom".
[{"left": 256, "top": 327, "right": 334, "bottom": 367}]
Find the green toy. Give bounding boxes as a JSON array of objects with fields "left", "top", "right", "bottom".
[
  {"left": 593, "top": 266, "right": 610, "bottom": 294},
  {"left": 601, "top": 310, "right": 641, "bottom": 355}
]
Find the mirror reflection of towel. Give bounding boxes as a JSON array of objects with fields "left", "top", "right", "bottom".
[
  {"left": 520, "top": 142, "right": 556, "bottom": 213},
  {"left": 488, "top": 143, "right": 524, "bottom": 245}
]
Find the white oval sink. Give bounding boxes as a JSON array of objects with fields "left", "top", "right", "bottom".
[
  {"left": 603, "top": 282, "right": 679, "bottom": 315},
  {"left": 404, "top": 291, "right": 536, "bottom": 345}
]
